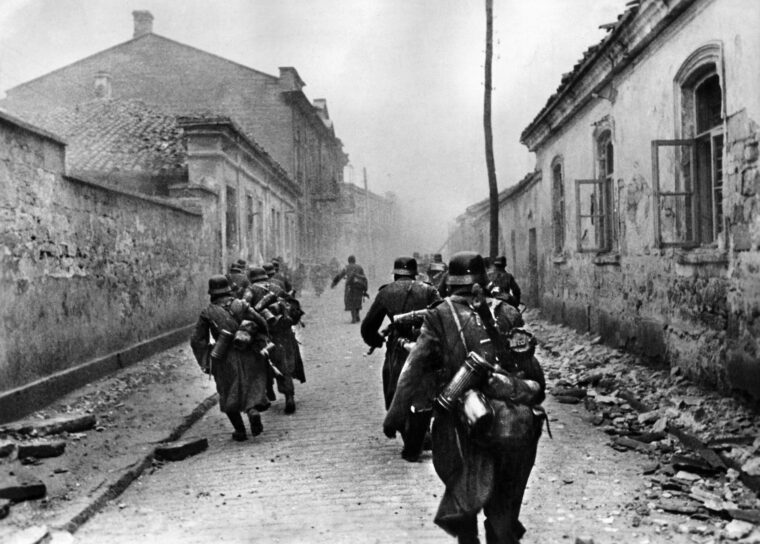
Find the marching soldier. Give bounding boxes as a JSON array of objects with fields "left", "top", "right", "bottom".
[
  {"left": 271, "top": 258, "right": 293, "bottom": 293},
  {"left": 384, "top": 251, "right": 546, "bottom": 543},
  {"left": 331, "top": 255, "right": 368, "bottom": 323},
  {"left": 226, "top": 260, "right": 250, "bottom": 299},
  {"left": 360, "top": 256, "right": 441, "bottom": 461},
  {"left": 487, "top": 256, "right": 521, "bottom": 308},
  {"left": 428, "top": 253, "right": 448, "bottom": 288},
  {"left": 190, "top": 275, "right": 270, "bottom": 440},
  {"left": 244, "top": 267, "right": 305, "bottom": 414},
  {"left": 309, "top": 262, "right": 328, "bottom": 297}
]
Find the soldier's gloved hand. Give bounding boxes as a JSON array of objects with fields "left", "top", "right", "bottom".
[{"left": 383, "top": 424, "right": 397, "bottom": 439}]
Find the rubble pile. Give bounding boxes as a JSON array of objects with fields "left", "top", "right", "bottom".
[{"left": 529, "top": 313, "right": 760, "bottom": 540}]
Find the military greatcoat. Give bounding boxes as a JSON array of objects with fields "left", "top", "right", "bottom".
[
  {"left": 190, "top": 295, "right": 270, "bottom": 414},
  {"left": 384, "top": 294, "right": 545, "bottom": 542},
  {"left": 332, "top": 263, "right": 367, "bottom": 311},
  {"left": 360, "top": 277, "right": 441, "bottom": 408}
]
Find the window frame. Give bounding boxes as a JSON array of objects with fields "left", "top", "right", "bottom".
[
  {"left": 551, "top": 157, "right": 566, "bottom": 254},
  {"left": 651, "top": 139, "right": 698, "bottom": 248},
  {"left": 575, "top": 177, "right": 610, "bottom": 253}
]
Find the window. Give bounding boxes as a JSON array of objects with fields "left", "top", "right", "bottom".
[
  {"left": 575, "top": 127, "right": 617, "bottom": 252},
  {"left": 653, "top": 45, "right": 724, "bottom": 248},
  {"left": 551, "top": 157, "right": 565, "bottom": 254},
  {"left": 226, "top": 186, "right": 237, "bottom": 250}
]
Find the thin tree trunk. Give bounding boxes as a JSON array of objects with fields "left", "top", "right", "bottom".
[{"left": 484, "top": 0, "right": 498, "bottom": 259}]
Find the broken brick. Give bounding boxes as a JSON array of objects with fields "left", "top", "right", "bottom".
[
  {"left": 154, "top": 437, "right": 208, "bottom": 462},
  {"left": 0, "top": 470, "right": 46, "bottom": 502},
  {"left": 1, "top": 413, "right": 96, "bottom": 437},
  {"left": 17, "top": 439, "right": 66, "bottom": 460}
]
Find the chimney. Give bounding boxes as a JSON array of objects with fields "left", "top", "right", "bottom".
[
  {"left": 93, "top": 71, "right": 112, "bottom": 99},
  {"left": 278, "top": 67, "right": 305, "bottom": 91},
  {"left": 132, "top": 10, "right": 154, "bottom": 38}
]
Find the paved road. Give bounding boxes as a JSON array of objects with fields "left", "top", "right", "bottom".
[{"left": 76, "top": 288, "right": 694, "bottom": 544}]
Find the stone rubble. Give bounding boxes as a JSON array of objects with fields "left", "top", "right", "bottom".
[{"left": 529, "top": 310, "right": 760, "bottom": 539}]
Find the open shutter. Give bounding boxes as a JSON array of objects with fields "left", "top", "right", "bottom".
[
  {"left": 575, "top": 178, "right": 607, "bottom": 252},
  {"left": 651, "top": 139, "right": 697, "bottom": 248}
]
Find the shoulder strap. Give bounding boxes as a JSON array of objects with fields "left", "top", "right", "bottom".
[{"left": 445, "top": 298, "right": 469, "bottom": 353}]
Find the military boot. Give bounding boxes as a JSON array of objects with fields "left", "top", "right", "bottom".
[
  {"left": 227, "top": 412, "right": 247, "bottom": 441},
  {"left": 248, "top": 410, "right": 263, "bottom": 437},
  {"left": 284, "top": 394, "right": 296, "bottom": 414}
]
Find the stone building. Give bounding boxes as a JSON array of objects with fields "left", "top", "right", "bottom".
[
  {"left": 1, "top": 10, "right": 348, "bottom": 263},
  {"left": 449, "top": 0, "right": 760, "bottom": 399}
]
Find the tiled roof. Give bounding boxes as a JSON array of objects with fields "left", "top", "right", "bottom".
[{"left": 23, "top": 99, "right": 186, "bottom": 176}]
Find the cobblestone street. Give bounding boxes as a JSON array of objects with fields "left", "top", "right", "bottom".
[{"left": 70, "top": 289, "right": 706, "bottom": 544}]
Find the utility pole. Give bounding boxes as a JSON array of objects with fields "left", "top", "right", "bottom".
[{"left": 484, "top": 0, "right": 499, "bottom": 259}]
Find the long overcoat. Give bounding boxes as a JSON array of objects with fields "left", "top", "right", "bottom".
[
  {"left": 332, "top": 263, "right": 367, "bottom": 311},
  {"left": 384, "top": 294, "right": 545, "bottom": 538},
  {"left": 360, "top": 278, "right": 440, "bottom": 408},
  {"left": 190, "top": 296, "right": 270, "bottom": 414}
]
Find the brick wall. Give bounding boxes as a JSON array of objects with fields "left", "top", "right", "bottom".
[{"left": 0, "top": 113, "right": 211, "bottom": 392}]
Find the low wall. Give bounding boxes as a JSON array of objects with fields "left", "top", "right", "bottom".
[{"left": 0, "top": 113, "right": 211, "bottom": 406}]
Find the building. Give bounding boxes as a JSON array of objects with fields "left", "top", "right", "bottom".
[
  {"left": 450, "top": 0, "right": 760, "bottom": 400},
  {"left": 1, "top": 10, "right": 349, "bottom": 263},
  {"left": 19, "top": 99, "right": 301, "bottom": 269},
  {"left": 333, "top": 181, "right": 399, "bottom": 283}
]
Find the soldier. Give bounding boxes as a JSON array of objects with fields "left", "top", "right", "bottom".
[
  {"left": 226, "top": 261, "right": 250, "bottom": 299},
  {"left": 292, "top": 261, "right": 307, "bottom": 295},
  {"left": 428, "top": 253, "right": 448, "bottom": 288},
  {"left": 331, "top": 255, "right": 368, "bottom": 323},
  {"left": 360, "top": 256, "right": 441, "bottom": 461},
  {"left": 309, "top": 262, "right": 328, "bottom": 297},
  {"left": 244, "top": 267, "right": 305, "bottom": 414},
  {"left": 487, "top": 256, "right": 521, "bottom": 308},
  {"left": 190, "top": 275, "right": 270, "bottom": 440},
  {"left": 384, "top": 251, "right": 546, "bottom": 544},
  {"left": 271, "top": 258, "right": 293, "bottom": 293}
]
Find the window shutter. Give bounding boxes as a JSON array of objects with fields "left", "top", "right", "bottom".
[{"left": 651, "top": 139, "right": 697, "bottom": 248}]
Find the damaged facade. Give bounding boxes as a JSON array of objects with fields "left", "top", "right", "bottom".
[{"left": 450, "top": 0, "right": 760, "bottom": 399}]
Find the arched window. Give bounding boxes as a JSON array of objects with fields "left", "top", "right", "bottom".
[
  {"left": 551, "top": 157, "right": 565, "bottom": 254},
  {"left": 652, "top": 43, "right": 724, "bottom": 247}
]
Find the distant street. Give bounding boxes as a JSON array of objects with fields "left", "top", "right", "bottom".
[{"left": 75, "top": 288, "right": 695, "bottom": 544}]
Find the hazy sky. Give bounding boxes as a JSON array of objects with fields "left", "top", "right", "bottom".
[{"left": 0, "top": 0, "right": 624, "bottom": 249}]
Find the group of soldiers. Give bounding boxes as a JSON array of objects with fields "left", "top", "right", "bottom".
[
  {"left": 190, "top": 257, "right": 305, "bottom": 441},
  {"left": 191, "top": 249, "right": 543, "bottom": 543},
  {"left": 359, "top": 251, "right": 544, "bottom": 544}
]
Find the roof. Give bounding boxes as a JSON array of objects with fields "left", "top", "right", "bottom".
[
  {"left": 457, "top": 170, "right": 542, "bottom": 222},
  {"left": 24, "top": 99, "right": 186, "bottom": 176},
  {"left": 0, "top": 107, "right": 66, "bottom": 145},
  {"left": 520, "top": 0, "right": 642, "bottom": 148}
]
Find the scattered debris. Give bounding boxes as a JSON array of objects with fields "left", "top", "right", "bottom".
[
  {"left": 0, "top": 470, "right": 46, "bottom": 502},
  {"left": 17, "top": 439, "right": 66, "bottom": 460},
  {"left": 0, "top": 413, "right": 96, "bottom": 437},
  {"left": 154, "top": 437, "right": 209, "bottom": 462}
]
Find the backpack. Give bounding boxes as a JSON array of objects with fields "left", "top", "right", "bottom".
[{"left": 351, "top": 273, "right": 368, "bottom": 291}]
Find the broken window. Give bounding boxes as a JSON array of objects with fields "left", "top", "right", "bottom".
[
  {"left": 552, "top": 158, "right": 565, "bottom": 254},
  {"left": 574, "top": 130, "right": 617, "bottom": 253},
  {"left": 655, "top": 52, "right": 725, "bottom": 247}
]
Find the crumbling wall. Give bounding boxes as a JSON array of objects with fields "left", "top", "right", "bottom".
[
  {"left": 0, "top": 115, "right": 210, "bottom": 392},
  {"left": 725, "top": 110, "right": 760, "bottom": 399}
]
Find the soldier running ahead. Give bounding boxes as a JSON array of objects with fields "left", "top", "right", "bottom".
[
  {"left": 360, "top": 256, "right": 440, "bottom": 461},
  {"left": 384, "top": 252, "right": 546, "bottom": 543}
]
